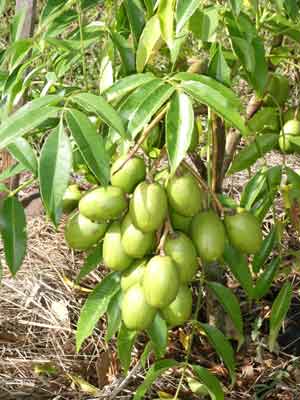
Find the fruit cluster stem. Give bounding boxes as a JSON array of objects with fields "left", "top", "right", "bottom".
[{"left": 112, "top": 104, "right": 169, "bottom": 176}]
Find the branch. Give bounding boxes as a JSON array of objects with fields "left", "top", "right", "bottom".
[{"left": 211, "top": 114, "right": 226, "bottom": 193}]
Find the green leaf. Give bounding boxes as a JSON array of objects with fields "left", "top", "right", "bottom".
[
  {"left": 76, "top": 245, "right": 103, "bottom": 283},
  {"left": 136, "top": 15, "right": 161, "bottom": 73},
  {"left": 158, "top": 0, "right": 175, "bottom": 49},
  {"left": 254, "top": 257, "right": 280, "bottom": 300},
  {"left": 240, "top": 169, "right": 268, "bottom": 209},
  {"left": 110, "top": 32, "right": 136, "bottom": 74},
  {"left": 208, "top": 44, "right": 231, "bottom": 86},
  {"left": 229, "top": 0, "right": 242, "bottom": 15},
  {"left": 6, "top": 39, "right": 33, "bottom": 70},
  {"left": 123, "top": 0, "right": 145, "bottom": 47},
  {"left": 66, "top": 109, "right": 110, "bottom": 186},
  {"left": 71, "top": 92, "right": 126, "bottom": 138},
  {"left": 228, "top": 134, "right": 279, "bottom": 174},
  {"left": 106, "top": 290, "right": 122, "bottom": 341},
  {"left": 144, "top": 0, "right": 156, "bottom": 17},
  {"left": 7, "top": 138, "right": 38, "bottom": 176},
  {"left": 0, "top": 196, "right": 26, "bottom": 276},
  {"left": 252, "top": 226, "right": 279, "bottom": 273},
  {"left": 269, "top": 282, "right": 292, "bottom": 352},
  {"left": 117, "top": 323, "right": 137, "bottom": 372},
  {"left": 197, "top": 322, "right": 236, "bottom": 384},
  {"left": 39, "top": 122, "right": 72, "bottom": 226},
  {"left": 0, "top": 0, "right": 6, "bottom": 16},
  {"left": 76, "top": 272, "right": 121, "bottom": 352},
  {"left": 99, "top": 55, "right": 113, "bottom": 94},
  {"left": 10, "top": 7, "right": 26, "bottom": 42},
  {"left": 223, "top": 243, "right": 254, "bottom": 299},
  {"left": 146, "top": 313, "right": 168, "bottom": 358},
  {"left": 177, "top": 74, "right": 249, "bottom": 136},
  {"left": 134, "top": 359, "right": 181, "bottom": 400},
  {"left": 189, "top": 7, "right": 219, "bottom": 42},
  {"left": 0, "top": 95, "right": 62, "bottom": 149},
  {"left": 192, "top": 365, "right": 224, "bottom": 400},
  {"left": 128, "top": 83, "right": 174, "bottom": 138},
  {"left": 104, "top": 73, "right": 155, "bottom": 103},
  {"left": 231, "top": 36, "right": 255, "bottom": 73},
  {"left": 207, "top": 282, "right": 244, "bottom": 349},
  {"left": 176, "top": 0, "right": 201, "bottom": 34},
  {"left": 166, "top": 91, "right": 194, "bottom": 175},
  {"left": 0, "top": 163, "right": 25, "bottom": 182}
]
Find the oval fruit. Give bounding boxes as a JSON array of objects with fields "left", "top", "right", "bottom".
[
  {"left": 121, "top": 213, "right": 155, "bottom": 258},
  {"left": 170, "top": 209, "right": 193, "bottom": 235},
  {"left": 162, "top": 285, "right": 192, "bottom": 327},
  {"left": 224, "top": 211, "right": 262, "bottom": 254},
  {"left": 164, "top": 232, "right": 198, "bottom": 283},
  {"left": 278, "top": 134, "right": 294, "bottom": 154},
  {"left": 111, "top": 156, "right": 146, "bottom": 193},
  {"left": 103, "top": 222, "right": 133, "bottom": 271},
  {"left": 130, "top": 182, "right": 168, "bottom": 232},
  {"left": 65, "top": 211, "right": 107, "bottom": 251},
  {"left": 62, "top": 184, "right": 82, "bottom": 214},
  {"left": 282, "top": 119, "right": 300, "bottom": 136},
  {"left": 79, "top": 186, "right": 127, "bottom": 222},
  {"left": 142, "top": 256, "right": 179, "bottom": 308},
  {"left": 167, "top": 172, "right": 204, "bottom": 217},
  {"left": 121, "top": 284, "right": 156, "bottom": 330},
  {"left": 191, "top": 211, "right": 225, "bottom": 262},
  {"left": 121, "top": 259, "right": 147, "bottom": 292}
]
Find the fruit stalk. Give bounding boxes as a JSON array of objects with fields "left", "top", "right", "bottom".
[{"left": 112, "top": 104, "right": 169, "bottom": 176}]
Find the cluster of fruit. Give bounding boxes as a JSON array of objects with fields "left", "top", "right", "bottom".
[{"left": 64, "top": 155, "right": 263, "bottom": 332}]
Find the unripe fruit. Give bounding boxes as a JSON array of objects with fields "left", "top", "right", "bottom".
[
  {"left": 79, "top": 186, "right": 127, "bottom": 222},
  {"left": 121, "top": 259, "right": 147, "bottom": 292},
  {"left": 191, "top": 211, "right": 225, "bottom": 262},
  {"left": 225, "top": 211, "right": 262, "bottom": 254},
  {"left": 103, "top": 222, "right": 133, "bottom": 271},
  {"left": 62, "top": 184, "right": 82, "bottom": 214},
  {"left": 282, "top": 119, "right": 300, "bottom": 136},
  {"left": 121, "top": 213, "right": 155, "bottom": 258},
  {"left": 167, "top": 172, "right": 204, "bottom": 217},
  {"left": 142, "top": 256, "right": 179, "bottom": 308},
  {"left": 170, "top": 209, "right": 193, "bottom": 235},
  {"left": 162, "top": 285, "right": 192, "bottom": 327},
  {"left": 130, "top": 182, "right": 168, "bottom": 232},
  {"left": 164, "top": 232, "right": 198, "bottom": 283},
  {"left": 110, "top": 156, "right": 146, "bottom": 193},
  {"left": 121, "top": 284, "right": 156, "bottom": 330},
  {"left": 278, "top": 134, "right": 294, "bottom": 154},
  {"left": 65, "top": 211, "right": 107, "bottom": 250}
]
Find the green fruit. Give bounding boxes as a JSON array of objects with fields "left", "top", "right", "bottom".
[
  {"left": 111, "top": 156, "right": 146, "bottom": 193},
  {"left": 121, "top": 259, "right": 147, "bottom": 292},
  {"left": 103, "top": 222, "right": 133, "bottom": 271},
  {"left": 142, "top": 256, "right": 179, "bottom": 308},
  {"left": 121, "top": 213, "right": 155, "bottom": 258},
  {"left": 266, "top": 73, "right": 289, "bottom": 106},
  {"left": 130, "top": 182, "right": 168, "bottom": 232},
  {"left": 164, "top": 232, "right": 198, "bottom": 283},
  {"left": 121, "top": 284, "right": 156, "bottom": 330},
  {"left": 162, "top": 285, "right": 192, "bottom": 327},
  {"left": 167, "top": 172, "right": 204, "bottom": 217},
  {"left": 282, "top": 119, "right": 300, "bottom": 136},
  {"left": 278, "top": 134, "right": 294, "bottom": 153},
  {"left": 170, "top": 209, "right": 193, "bottom": 235},
  {"left": 191, "top": 211, "right": 225, "bottom": 262},
  {"left": 62, "top": 184, "right": 82, "bottom": 214},
  {"left": 65, "top": 211, "right": 107, "bottom": 251},
  {"left": 224, "top": 211, "right": 262, "bottom": 254},
  {"left": 79, "top": 186, "right": 127, "bottom": 222}
]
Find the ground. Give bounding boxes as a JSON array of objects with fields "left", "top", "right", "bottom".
[{"left": 1, "top": 151, "right": 300, "bottom": 400}]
